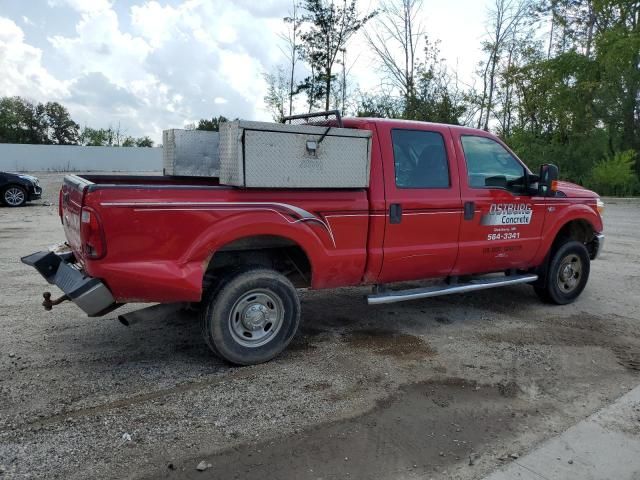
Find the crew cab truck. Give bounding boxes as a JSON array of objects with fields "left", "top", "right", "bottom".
[{"left": 22, "top": 117, "right": 605, "bottom": 365}]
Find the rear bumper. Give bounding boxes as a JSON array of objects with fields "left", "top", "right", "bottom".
[{"left": 21, "top": 250, "right": 120, "bottom": 317}]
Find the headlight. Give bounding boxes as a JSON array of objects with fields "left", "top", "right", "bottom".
[
  {"left": 596, "top": 198, "right": 605, "bottom": 215},
  {"left": 18, "top": 174, "right": 38, "bottom": 185}
]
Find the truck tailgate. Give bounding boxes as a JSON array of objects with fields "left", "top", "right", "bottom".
[{"left": 60, "top": 175, "right": 91, "bottom": 261}]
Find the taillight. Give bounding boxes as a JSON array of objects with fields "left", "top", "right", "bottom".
[
  {"left": 58, "top": 189, "right": 63, "bottom": 223},
  {"left": 80, "top": 207, "right": 106, "bottom": 259}
]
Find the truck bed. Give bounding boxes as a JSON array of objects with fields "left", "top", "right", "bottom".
[
  {"left": 60, "top": 173, "right": 371, "bottom": 304},
  {"left": 78, "top": 173, "right": 222, "bottom": 188}
]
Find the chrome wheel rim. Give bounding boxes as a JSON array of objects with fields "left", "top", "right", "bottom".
[
  {"left": 4, "top": 187, "right": 25, "bottom": 206},
  {"left": 557, "top": 254, "right": 582, "bottom": 293},
  {"left": 228, "top": 289, "right": 284, "bottom": 348}
]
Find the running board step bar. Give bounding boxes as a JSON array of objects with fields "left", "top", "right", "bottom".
[{"left": 367, "top": 274, "right": 538, "bottom": 305}]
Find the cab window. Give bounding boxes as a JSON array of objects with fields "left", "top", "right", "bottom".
[
  {"left": 461, "top": 135, "right": 526, "bottom": 192},
  {"left": 392, "top": 129, "right": 450, "bottom": 189}
]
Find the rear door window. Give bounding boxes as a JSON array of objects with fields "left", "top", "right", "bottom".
[{"left": 391, "top": 129, "right": 450, "bottom": 189}]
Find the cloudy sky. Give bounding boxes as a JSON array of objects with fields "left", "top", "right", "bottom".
[{"left": 0, "top": 0, "right": 491, "bottom": 143}]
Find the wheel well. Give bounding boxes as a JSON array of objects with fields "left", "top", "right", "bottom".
[
  {"left": 203, "top": 235, "right": 312, "bottom": 290},
  {"left": 534, "top": 219, "right": 596, "bottom": 288},
  {"left": 3, "top": 183, "right": 26, "bottom": 191},
  {"left": 552, "top": 219, "right": 596, "bottom": 257}
]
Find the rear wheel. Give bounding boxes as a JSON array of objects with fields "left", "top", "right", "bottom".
[
  {"left": 3, "top": 185, "right": 27, "bottom": 207},
  {"left": 200, "top": 267, "right": 300, "bottom": 365},
  {"left": 534, "top": 240, "right": 590, "bottom": 305}
]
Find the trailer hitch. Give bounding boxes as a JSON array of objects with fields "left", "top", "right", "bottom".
[{"left": 42, "top": 291, "right": 70, "bottom": 311}]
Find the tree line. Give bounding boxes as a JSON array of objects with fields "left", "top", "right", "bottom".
[
  {"left": 264, "top": 0, "right": 639, "bottom": 196},
  {"left": 0, "top": 96, "right": 154, "bottom": 147}
]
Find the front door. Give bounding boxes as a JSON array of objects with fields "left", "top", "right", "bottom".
[
  {"left": 378, "top": 125, "right": 462, "bottom": 283},
  {"left": 452, "top": 133, "right": 546, "bottom": 275}
]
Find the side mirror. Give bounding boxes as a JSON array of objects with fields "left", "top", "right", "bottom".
[
  {"left": 485, "top": 175, "right": 507, "bottom": 188},
  {"left": 527, "top": 174, "right": 540, "bottom": 183},
  {"left": 538, "top": 164, "right": 559, "bottom": 197}
]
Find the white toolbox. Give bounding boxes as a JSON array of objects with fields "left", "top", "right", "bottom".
[
  {"left": 162, "top": 129, "right": 220, "bottom": 177},
  {"left": 218, "top": 120, "right": 372, "bottom": 188}
]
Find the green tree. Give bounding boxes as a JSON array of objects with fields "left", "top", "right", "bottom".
[
  {"left": 135, "top": 136, "right": 153, "bottom": 147},
  {"left": 500, "top": 0, "right": 639, "bottom": 190},
  {"left": 120, "top": 135, "right": 153, "bottom": 147},
  {"left": 365, "top": 0, "right": 425, "bottom": 103},
  {"left": 282, "top": 0, "right": 303, "bottom": 115},
  {"left": 355, "top": 38, "right": 469, "bottom": 124},
  {"left": 122, "top": 136, "right": 136, "bottom": 147},
  {"left": 80, "top": 126, "right": 111, "bottom": 146},
  {"left": 0, "top": 96, "right": 48, "bottom": 144},
  {"left": 403, "top": 39, "right": 468, "bottom": 124},
  {"left": 588, "top": 150, "right": 638, "bottom": 195},
  {"left": 196, "top": 116, "right": 228, "bottom": 132},
  {"left": 297, "top": 0, "right": 375, "bottom": 111},
  {"left": 44, "top": 101, "right": 79, "bottom": 145},
  {"left": 264, "top": 66, "right": 289, "bottom": 122},
  {"left": 356, "top": 91, "right": 404, "bottom": 118}
]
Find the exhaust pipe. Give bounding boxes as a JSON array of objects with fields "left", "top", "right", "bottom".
[
  {"left": 117, "top": 303, "right": 187, "bottom": 327},
  {"left": 118, "top": 314, "right": 134, "bottom": 327}
]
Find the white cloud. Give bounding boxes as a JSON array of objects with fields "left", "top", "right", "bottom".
[
  {"left": 48, "top": 8, "right": 151, "bottom": 86},
  {"left": 129, "top": 1, "right": 178, "bottom": 48},
  {"left": 0, "top": 17, "right": 68, "bottom": 100},
  {"left": 40, "top": 0, "right": 285, "bottom": 141},
  {"left": 1, "top": 0, "right": 493, "bottom": 144},
  {"left": 47, "top": 0, "right": 112, "bottom": 14}
]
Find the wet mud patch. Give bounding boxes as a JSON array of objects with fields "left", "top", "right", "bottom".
[
  {"left": 287, "top": 324, "right": 332, "bottom": 352},
  {"left": 483, "top": 326, "right": 640, "bottom": 372},
  {"left": 497, "top": 380, "right": 520, "bottom": 398},
  {"left": 343, "top": 329, "right": 436, "bottom": 360},
  {"left": 157, "top": 378, "right": 525, "bottom": 480},
  {"left": 435, "top": 315, "right": 453, "bottom": 324},
  {"left": 299, "top": 325, "right": 327, "bottom": 337},
  {"left": 610, "top": 345, "right": 640, "bottom": 371},
  {"left": 286, "top": 337, "right": 319, "bottom": 353},
  {"left": 303, "top": 381, "right": 332, "bottom": 392},
  {"left": 553, "top": 312, "right": 634, "bottom": 338},
  {"left": 482, "top": 325, "right": 606, "bottom": 347}
]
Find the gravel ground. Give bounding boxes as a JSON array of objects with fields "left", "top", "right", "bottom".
[{"left": 1, "top": 173, "right": 639, "bottom": 480}]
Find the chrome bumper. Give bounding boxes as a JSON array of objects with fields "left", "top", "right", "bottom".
[
  {"left": 592, "top": 233, "right": 605, "bottom": 260},
  {"left": 21, "top": 250, "right": 119, "bottom": 317}
]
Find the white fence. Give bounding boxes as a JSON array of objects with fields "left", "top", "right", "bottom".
[{"left": 0, "top": 143, "right": 162, "bottom": 172}]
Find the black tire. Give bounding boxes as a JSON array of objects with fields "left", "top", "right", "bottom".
[
  {"left": 534, "top": 240, "right": 590, "bottom": 305},
  {"left": 2, "top": 185, "right": 27, "bottom": 207},
  {"left": 200, "top": 267, "right": 300, "bottom": 365}
]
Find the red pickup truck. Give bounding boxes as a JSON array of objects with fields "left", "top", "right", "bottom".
[{"left": 23, "top": 118, "right": 605, "bottom": 365}]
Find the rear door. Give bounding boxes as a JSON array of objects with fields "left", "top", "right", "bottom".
[
  {"left": 377, "top": 124, "right": 462, "bottom": 283},
  {"left": 452, "top": 132, "right": 546, "bottom": 274}
]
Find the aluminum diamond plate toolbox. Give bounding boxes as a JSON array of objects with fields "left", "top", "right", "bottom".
[
  {"left": 218, "top": 120, "right": 372, "bottom": 188},
  {"left": 163, "top": 129, "right": 220, "bottom": 177}
]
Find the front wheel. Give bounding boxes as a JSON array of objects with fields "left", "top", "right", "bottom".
[
  {"left": 534, "top": 240, "right": 590, "bottom": 305},
  {"left": 3, "top": 185, "right": 27, "bottom": 207},
  {"left": 200, "top": 267, "right": 300, "bottom": 365}
]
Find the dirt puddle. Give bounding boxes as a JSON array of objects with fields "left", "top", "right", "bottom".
[{"left": 155, "top": 378, "right": 525, "bottom": 480}]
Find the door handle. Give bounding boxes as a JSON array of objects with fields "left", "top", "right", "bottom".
[
  {"left": 464, "top": 201, "right": 475, "bottom": 221},
  {"left": 389, "top": 203, "right": 402, "bottom": 224}
]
